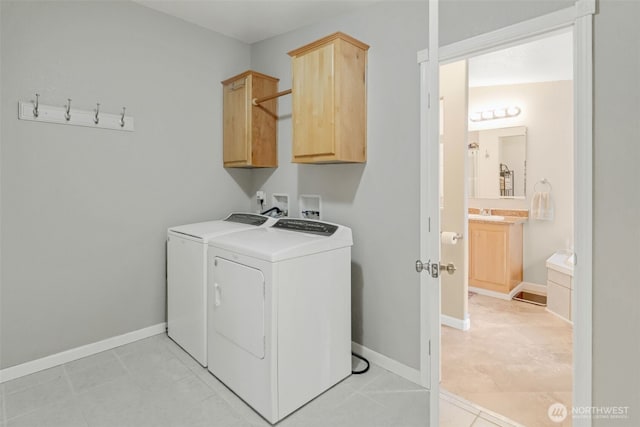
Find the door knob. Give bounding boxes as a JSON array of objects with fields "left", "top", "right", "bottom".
[
  {"left": 416, "top": 260, "right": 456, "bottom": 278},
  {"left": 440, "top": 263, "right": 456, "bottom": 275}
]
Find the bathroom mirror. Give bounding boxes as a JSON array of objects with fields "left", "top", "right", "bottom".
[{"left": 468, "top": 126, "right": 527, "bottom": 199}]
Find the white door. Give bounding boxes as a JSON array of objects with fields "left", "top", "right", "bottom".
[
  {"left": 212, "top": 257, "right": 266, "bottom": 359},
  {"left": 419, "top": 4, "right": 441, "bottom": 425},
  {"left": 418, "top": 53, "right": 441, "bottom": 427}
]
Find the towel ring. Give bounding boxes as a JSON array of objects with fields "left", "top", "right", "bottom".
[{"left": 534, "top": 179, "right": 552, "bottom": 193}]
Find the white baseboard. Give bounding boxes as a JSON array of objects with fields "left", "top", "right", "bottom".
[
  {"left": 521, "top": 281, "right": 547, "bottom": 295},
  {"left": 469, "top": 285, "right": 512, "bottom": 300},
  {"left": 0, "top": 323, "right": 166, "bottom": 383},
  {"left": 351, "top": 342, "right": 421, "bottom": 386},
  {"left": 470, "top": 282, "right": 533, "bottom": 301},
  {"left": 546, "top": 308, "right": 574, "bottom": 325},
  {"left": 441, "top": 314, "right": 470, "bottom": 331}
]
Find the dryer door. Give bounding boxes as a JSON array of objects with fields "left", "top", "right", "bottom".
[{"left": 212, "top": 257, "right": 265, "bottom": 359}]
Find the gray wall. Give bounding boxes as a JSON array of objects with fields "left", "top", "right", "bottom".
[
  {"left": 592, "top": 1, "right": 640, "bottom": 424},
  {"left": 440, "top": 0, "right": 575, "bottom": 46},
  {"left": 0, "top": 1, "right": 253, "bottom": 368},
  {"left": 250, "top": 1, "right": 428, "bottom": 369},
  {"left": 443, "top": 1, "right": 640, "bottom": 425}
]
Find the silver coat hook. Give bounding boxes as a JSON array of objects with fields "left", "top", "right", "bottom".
[
  {"left": 64, "top": 98, "right": 72, "bottom": 121},
  {"left": 33, "top": 93, "right": 40, "bottom": 118},
  {"left": 120, "top": 107, "right": 126, "bottom": 127},
  {"left": 94, "top": 103, "right": 100, "bottom": 124}
]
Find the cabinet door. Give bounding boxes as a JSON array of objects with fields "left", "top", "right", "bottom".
[
  {"left": 223, "top": 77, "right": 249, "bottom": 165},
  {"left": 469, "top": 225, "right": 508, "bottom": 287},
  {"left": 292, "top": 43, "right": 336, "bottom": 158}
]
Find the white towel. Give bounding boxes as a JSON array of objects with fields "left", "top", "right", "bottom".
[{"left": 531, "top": 191, "right": 554, "bottom": 221}]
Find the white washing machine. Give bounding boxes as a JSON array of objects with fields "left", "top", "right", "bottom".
[
  {"left": 167, "top": 213, "right": 275, "bottom": 366},
  {"left": 206, "top": 218, "right": 353, "bottom": 424}
]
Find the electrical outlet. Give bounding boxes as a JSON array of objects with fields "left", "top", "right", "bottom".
[{"left": 256, "top": 191, "right": 266, "bottom": 202}]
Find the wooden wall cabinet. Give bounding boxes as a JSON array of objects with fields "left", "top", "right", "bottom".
[
  {"left": 222, "top": 70, "right": 278, "bottom": 168},
  {"left": 468, "top": 221, "right": 523, "bottom": 294},
  {"left": 288, "top": 32, "right": 369, "bottom": 164}
]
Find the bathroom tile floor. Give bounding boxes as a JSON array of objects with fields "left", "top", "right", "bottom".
[
  {"left": 1, "top": 333, "right": 522, "bottom": 427},
  {"left": 442, "top": 293, "right": 573, "bottom": 427}
]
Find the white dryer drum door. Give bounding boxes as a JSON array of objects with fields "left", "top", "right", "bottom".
[{"left": 212, "top": 257, "right": 266, "bottom": 359}]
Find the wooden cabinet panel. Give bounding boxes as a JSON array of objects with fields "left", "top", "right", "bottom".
[
  {"left": 291, "top": 43, "right": 335, "bottom": 158},
  {"left": 222, "top": 71, "right": 278, "bottom": 168},
  {"left": 468, "top": 221, "right": 523, "bottom": 294},
  {"left": 289, "top": 32, "right": 368, "bottom": 164},
  {"left": 470, "top": 227, "right": 508, "bottom": 286},
  {"left": 223, "top": 78, "right": 249, "bottom": 164}
]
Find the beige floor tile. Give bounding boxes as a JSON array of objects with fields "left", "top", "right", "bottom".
[
  {"left": 472, "top": 416, "right": 502, "bottom": 427},
  {"left": 440, "top": 398, "right": 478, "bottom": 427},
  {"left": 442, "top": 294, "right": 573, "bottom": 426}
]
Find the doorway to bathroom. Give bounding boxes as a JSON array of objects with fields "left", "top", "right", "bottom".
[{"left": 438, "top": 30, "right": 576, "bottom": 426}]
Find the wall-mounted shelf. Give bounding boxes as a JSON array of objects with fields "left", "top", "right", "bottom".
[{"left": 18, "top": 99, "right": 134, "bottom": 132}]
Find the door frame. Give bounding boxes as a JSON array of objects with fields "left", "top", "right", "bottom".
[{"left": 419, "top": 1, "right": 595, "bottom": 426}]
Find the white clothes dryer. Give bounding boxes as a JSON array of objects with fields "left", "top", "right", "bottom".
[
  {"left": 167, "top": 213, "right": 275, "bottom": 366},
  {"left": 206, "top": 218, "right": 353, "bottom": 424}
]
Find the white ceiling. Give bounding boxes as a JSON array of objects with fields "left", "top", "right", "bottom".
[
  {"left": 134, "top": 1, "right": 572, "bottom": 86},
  {"left": 133, "top": 0, "right": 381, "bottom": 44},
  {"left": 468, "top": 30, "right": 573, "bottom": 87}
]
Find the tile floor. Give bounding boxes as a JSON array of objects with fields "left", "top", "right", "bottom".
[
  {"left": 442, "top": 293, "right": 573, "bottom": 427},
  {"left": 0, "top": 333, "right": 521, "bottom": 427}
]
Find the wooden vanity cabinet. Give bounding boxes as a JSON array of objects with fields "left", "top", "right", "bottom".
[
  {"left": 468, "top": 221, "right": 523, "bottom": 294},
  {"left": 222, "top": 70, "right": 278, "bottom": 168},
  {"left": 288, "top": 32, "right": 369, "bottom": 164}
]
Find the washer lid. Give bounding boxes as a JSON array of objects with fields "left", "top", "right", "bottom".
[
  {"left": 209, "top": 219, "right": 353, "bottom": 262},
  {"left": 168, "top": 213, "right": 274, "bottom": 241}
]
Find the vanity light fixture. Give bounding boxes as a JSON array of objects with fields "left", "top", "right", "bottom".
[{"left": 469, "top": 106, "right": 521, "bottom": 122}]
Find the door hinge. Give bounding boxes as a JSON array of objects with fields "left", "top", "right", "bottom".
[
  {"left": 428, "top": 339, "right": 431, "bottom": 356},
  {"left": 428, "top": 93, "right": 431, "bottom": 108},
  {"left": 428, "top": 217, "right": 431, "bottom": 232}
]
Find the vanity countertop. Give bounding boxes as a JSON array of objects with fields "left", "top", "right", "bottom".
[
  {"left": 468, "top": 208, "right": 529, "bottom": 225},
  {"left": 469, "top": 216, "right": 528, "bottom": 225}
]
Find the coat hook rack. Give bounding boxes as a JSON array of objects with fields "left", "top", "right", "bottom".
[
  {"left": 18, "top": 96, "right": 134, "bottom": 132},
  {"left": 33, "top": 93, "right": 40, "bottom": 118},
  {"left": 65, "top": 99, "right": 72, "bottom": 121}
]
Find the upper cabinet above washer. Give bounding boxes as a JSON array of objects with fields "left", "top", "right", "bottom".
[
  {"left": 222, "top": 70, "right": 279, "bottom": 168},
  {"left": 288, "top": 32, "right": 369, "bottom": 164}
]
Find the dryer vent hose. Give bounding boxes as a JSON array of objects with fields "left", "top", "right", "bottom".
[{"left": 351, "top": 352, "right": 370, "bottom": 375}]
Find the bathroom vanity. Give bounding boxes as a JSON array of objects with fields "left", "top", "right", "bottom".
[{"left": 468, "top": 214, "right": 525, "bottom": 295}]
